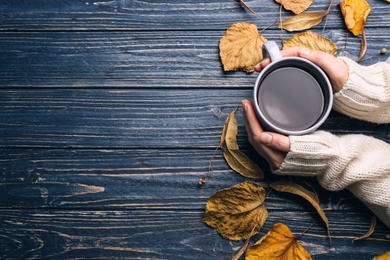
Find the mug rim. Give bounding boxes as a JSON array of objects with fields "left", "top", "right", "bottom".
[{"left": 253, "top": 56, "right": 333, "bottom": 136}]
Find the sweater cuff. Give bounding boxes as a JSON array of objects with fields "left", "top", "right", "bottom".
[{"left": 333, "top": 57, "right": 390, "bottom": 123}]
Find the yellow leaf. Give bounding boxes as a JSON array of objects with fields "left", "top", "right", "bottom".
[
  {"left": 339, "top": 0, "right": 371, "bottom": 36},
  {"left": 279, "top": 0, "right": 332, "bottom": 31},
  {"left": 246, "top": 222, "right": 312, "bottom": 259},
  {"left": 276, "top": 0, "right": 313, "bottom": 14},
  {"left": 373, "top": 251, "right": 390, "bottom": 260},
  {"left": 283, "top": 31, "right": 338, "bottom": 56},
  {"left": 202, "top": 181, "right": 268, "bottom": 241},
  {"left": 220, "top": 108, "right": 264, "bottom": 179},
  {"left": 270, "top": 181, "right": 332, "bottom": 244},
  {"left": 219, "top": 22, "right": 267, "bottom": 73}
]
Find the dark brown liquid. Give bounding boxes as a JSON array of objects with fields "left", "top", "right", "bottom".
[{"left": 258, "top": 67, "right": 324, "bottom": 131}]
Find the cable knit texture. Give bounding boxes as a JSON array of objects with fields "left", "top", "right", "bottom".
[
  {"left": 275, "top": 131, "right": 390, "bottom": 228},
  {"left": 334, "top": 57, "right": 390, "bottom": 123},
  {"left": 274, "top": 57, "right": 390, "bottom": 228}
]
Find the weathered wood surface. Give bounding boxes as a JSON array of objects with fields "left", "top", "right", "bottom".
[{"left": 1, "top": 0, "right": 389, "bottom": 259}]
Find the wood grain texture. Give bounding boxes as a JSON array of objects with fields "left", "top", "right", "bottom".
[
  {"left": 0, "top": 89, "right": 389, "bottom": 148},
  {"left": 1, "top": 0, "right": 390, "bottom": 258},
  {"left": 0, "top": 29, "right": 389, "bottom": 88}
]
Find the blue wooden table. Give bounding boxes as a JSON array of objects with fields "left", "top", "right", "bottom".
[{"left": 1, "top": 0, "right": 389, "bottom": 259}]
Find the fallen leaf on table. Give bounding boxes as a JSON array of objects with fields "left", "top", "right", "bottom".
[
  {"left": 353, "top": 215, "right": 376, "bottom": 242},
  {"left": 246, "top": 222, "right": 312, "bottom": 259},
  {"left": 202, "top": 181, "right": 268, "bottom": 240},
  {"left": 219, "top": 22, "right": 267, "bottom": 73},
  {"left": 220, "top": 108, "right": 264, "bottom": 179},
  {"left": 283, "top": 30, "right": 338, "bottom": 56},
  {"left": 279, "top": 0, "right": 332, "bottom": 31},
  {"left": 373, "top": 251, "right": 390, "bottom": 260},
  {"left": 270, "top": 181, "right": 332, "bottom": 244},
  {"left": 276, "top": 0, "right": 313, "bottom": 14},
  {"left": 357, "top": 30, "right": 367, "bottom": 62},
  {"left": 339, "top": 0, "right": 371, "bottom": 36}
]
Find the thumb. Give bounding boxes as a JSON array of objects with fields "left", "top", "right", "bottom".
[{"left": 259, "top": 132, "right": 290, "bottom": 152}]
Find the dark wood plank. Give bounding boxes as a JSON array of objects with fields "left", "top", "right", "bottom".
[
  {"left": 0, "top": 0, "right": 388, "bottom": 31},
  {"left": 0, "top": 148, "right": 375, "bottom": 211},
  {"left": 0, "top": 29, "right": 388, "bottom": 88},
  {"left": 1, "top": 209, "right": 389, "bottom": 259},
  {"left": 0, "top": 89, "right": 389, "bottom": 148}
]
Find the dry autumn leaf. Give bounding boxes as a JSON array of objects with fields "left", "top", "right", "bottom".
[
  {"left": 339, "top": 0, "right": 371, "bottom": 36},
  {"left": 220, "top": 108, "right": 264, "bottom": 179},
  {"left": 374, "top": 251, "right": 390, "bottom": 260},
  {"left": 219, "top": 22, "right": 267, "bottom": 73},
  {"left": 246, "top": 222, "right": 312, "bottom": 259},
  {"left": 270, "top": 181, "right": 332, "bottom": 244},
  {"left": 357, "top": 30, "right": 367, "bottom": 62},
  {"left": 202, "top": 181, "right": 268, "bottom": 240},
  {"left": 276, "top": 0, "right": 313, "bottom": 14},
  {"left": 279, "top": 0, "right": 332, "bottom": 31},
  {"left": 283, "top": 31, "right": 338, "bottom": 56},
  {"left": 353, "top": 215, "right": 376, "bottom": 242}
]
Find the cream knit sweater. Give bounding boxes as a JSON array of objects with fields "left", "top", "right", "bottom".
[{"left": 275, "top": 57, "right": 390, "bottom": 228}]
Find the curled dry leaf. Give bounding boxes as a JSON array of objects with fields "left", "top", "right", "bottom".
[
  {"left": 220, "top": 108, "right": 264, "bottom": 179},
  {"left": 373, "top": 251, "right": 390, "bottom": 260},
  {"left": 246, "top": 222, "right": 312, "bottom": 260},
  {"left": 279, "top": 0, "right": 332, "bottom": 32},
  {"left": 339, "top": 0, "right": 371, "bottom": 36},
  {"left": 353, "top": 215, "right": 376, "bottom": 242},
  {"left": 270, "top": 181, "right": 332, "bottom": 244},
  {"left": 219, "top": 22, "right": 267, "bottom": 73},
  {"left": 202, "top": 181, "right": 268, "bottom": 241},
  {"left": 357, "top": 30, "right": 367, "bottom": 63},
  {"left": 283, "top": 30, "right": 338, "bottom": 56},
  {"left": 276, "top": 0, "right": 313, "bottom": 14}
]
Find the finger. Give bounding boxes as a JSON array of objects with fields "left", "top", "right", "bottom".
[
  {"left": 242, "top": 99, "right": 263, "bottom": 135},
  {"left": 254, "top": 47, "right": 301, "bottom": 72},
  {"left": 259, "top": 132, "right": 290, "bottom": 152}
]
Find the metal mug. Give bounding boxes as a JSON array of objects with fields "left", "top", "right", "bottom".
[{"left": 253, "top": 41, "right": 333, "bottom": 135}]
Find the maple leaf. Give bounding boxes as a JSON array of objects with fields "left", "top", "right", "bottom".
[
  {"left": 283, "top": 31, "right": 338, "bottom": 56},
  {"left": 276, "top": 0, "right": 313, "bottom": 14},
  {"left": 339, "top": 0, "right": 371, "bottom": 36},
  {"left": 202, "top": 181, "right": 268, "bottom": 241},
  {"left": 219, "top": 22, "right": 267, "bottom": 73},
  {"left": 246, "top": 222, "right": 312, "bottom": 259}
]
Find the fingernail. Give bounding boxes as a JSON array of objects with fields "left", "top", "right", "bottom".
[
  {"left": 260, "top": 133, "right": 272, "bottom": 144},
  {"left": 255, "top": 63, "right": 261, "bottom": 71},
  {"left": 298, "top": 48, "right": 311, "bottom": 56},
  {"left": 242, "top": 100, "right": 248, "bottom": 112}
]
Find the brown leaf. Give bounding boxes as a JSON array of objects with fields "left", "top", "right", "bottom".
[
  {"left": 270, "top": 181, "right": 332, "bottom": 244},
  {"left": 283, "top": 31, "right": 338, "bottom": 56},
  {"left": 202, "top": 181, "right": 268, "bottom": 241},
  {"left": 357, "top": 30, "right": 367, "bottom": 63},
  {"left": 339, "top": 0, "right": 371, "bottom": 36},
  {"left": 246, "top": 222, "right": 312, "bottom": 259},
  {"left": 220, "top": 108, "right": 264, "bottom": 179},
  {"left": 219, "top": 22, "right": 267, "bottom": 73},
  {"left": 373, "top": 251, "right": 390, "bottom": 260},
  {"left": 279, "top": 0, "right": 332, "bottom": 31},
  {"left": 276, "top": 0, "right": 313, "bottom": 14},
  {"left": 353, "top": 215, "right": 376, "bottom": 242}
]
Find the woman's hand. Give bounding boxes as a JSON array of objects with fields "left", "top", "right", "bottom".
[
  {"left": 242, "top": 99, "right": 290, "bottom": 169},
  {"left": 255, "top": 47, "right": 348, "bottom": 94}
]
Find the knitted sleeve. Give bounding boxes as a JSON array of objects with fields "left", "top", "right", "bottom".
[
  {"left": 333, "top": 57, "right": 390, "bottom": 123},
  {"left": 274, "top": 131, "right": 390, "bottom": 228}
]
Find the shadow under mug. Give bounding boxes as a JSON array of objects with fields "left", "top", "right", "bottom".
[{"left": 253, "top": 41, "right": 333, "bottom": 135}]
